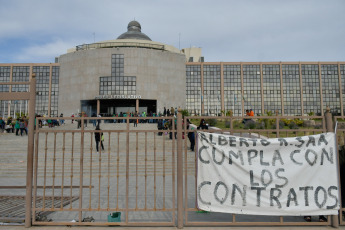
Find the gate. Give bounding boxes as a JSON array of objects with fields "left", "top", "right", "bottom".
[
  {"left": 31, "top": 116, "right": 179, "bottom": 226},
  {"left": 0, "top": 75, "right": 36, "bottom": 227}
]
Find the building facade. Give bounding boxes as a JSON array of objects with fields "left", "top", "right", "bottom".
[
  {"left": 186, "top": 62, "right": 345, "bottom": 116},
  {"left": 1, "top": 21, "right": 344, "bottom": 118}
]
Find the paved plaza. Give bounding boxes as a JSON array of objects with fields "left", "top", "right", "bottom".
[{"left": 0, "top": 122, "right": 343, "bottom": 228}]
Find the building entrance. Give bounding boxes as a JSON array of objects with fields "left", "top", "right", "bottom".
[{"left": 81, "top": 99, "right": 157, "bottom": 116}]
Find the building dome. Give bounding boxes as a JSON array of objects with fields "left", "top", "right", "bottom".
[{"left": 117, "top": 20, "right": 152, "bottom": 41}]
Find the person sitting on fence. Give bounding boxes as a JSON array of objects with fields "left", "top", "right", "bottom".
[
  {"left": 249, "top": 109, "right": 254, "bottom": 117},
  {"left": 197, "top": 119, "right": 208, "bottom": 130},
  {"left": 242, "top": 110, "right": 250, "bottom": 124}
]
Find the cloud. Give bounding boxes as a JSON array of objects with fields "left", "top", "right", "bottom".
[
  {"left": 15, "top": 38, "right": 77, "bottom": 63},
  {"left": 0, "top": 0, "right": 344, "bottom": 63}
]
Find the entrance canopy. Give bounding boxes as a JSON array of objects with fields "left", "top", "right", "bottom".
[{"left": 81, "top": 99, "right": 156, "bottom": 116}]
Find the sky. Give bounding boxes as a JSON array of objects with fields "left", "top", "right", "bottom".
[{"left": 0, "top": 0, "right": 344, "bottom": 63}]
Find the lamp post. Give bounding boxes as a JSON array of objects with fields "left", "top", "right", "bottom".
[
  {"left": 14, "top": 101, "right": 17, "bottom": 119},
  {"left": 2, "top": 101, "right": 5, "bottom": 118}
]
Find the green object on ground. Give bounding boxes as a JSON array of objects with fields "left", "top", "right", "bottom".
[{"left": 108, "top": 212, "right": 121, "bottom": 222}]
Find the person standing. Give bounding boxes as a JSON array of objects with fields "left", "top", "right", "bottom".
[
  {"left": 187, "top": 121, "right": 195, "bottom": 151},
  {"left": 83, "top": 112, "right": 88, "bottom": 127},
  {"left": 0, "top": 117, "right": 5, "bottom": 132},
  {"left": 134, "top": 111, "right": 138, "bottom": 127},
  {"left": 94, "top": 125, "right": 104, "bottom": 154},
  {"left": 59, "top": 113, "right": 64, "bottom": 125},
  {"left": 20, "top": 119, "right": 27, "bottom": 136},
  {"left": 15, "top": 119, "right": 20, "bottom": 136},
  {"left": 97, "top": 114, "right": 102, "bottom": 126},
  {"left": 91, "top": 113, "right": 97, "bottom": 127},
  {"left": 77, "top": 113, "right": 81, "bottom": 129}
]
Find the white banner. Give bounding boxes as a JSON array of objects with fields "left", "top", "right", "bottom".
[{"left": 197, "top": 132, "right": 339, "bottom": 216}]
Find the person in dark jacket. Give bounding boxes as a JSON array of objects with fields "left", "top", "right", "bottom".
[
  {"left": 197, "top": 119, "right": 208, "bottom": 130},
  {"left": 94, "top": 125, "right": 104, "bottom": 153},
  {"left": 187, "top": 124, "right": 195, "bottom": 151}
]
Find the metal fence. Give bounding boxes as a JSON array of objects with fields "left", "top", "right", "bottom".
[
  {"left": 182, "top": 113, "right": 340, "bottom": 227},
  {"left": 31, "top": 116, "right": 178, "bottom": 226},
  {"left": 1, "top": 78, "right": 345, "bottom": 228}
]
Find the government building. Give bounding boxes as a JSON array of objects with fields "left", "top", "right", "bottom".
[{"left": 1, "top": 21, "right": 344, "bottom": 118}]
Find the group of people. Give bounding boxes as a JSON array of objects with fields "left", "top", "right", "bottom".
[
  {"left": 0, "top": 116, "right": 28, "bottom": 136},
  {"left": 163, "top": 107, "right": 177, "bottom": 117}
]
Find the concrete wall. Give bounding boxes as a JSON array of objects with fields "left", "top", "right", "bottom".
[{"left": 58, "top": 47, "right": 186, "bottom": 116}]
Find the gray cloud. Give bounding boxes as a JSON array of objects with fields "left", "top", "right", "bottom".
[{"left": 0, "top": 0, "right": 344, "bottom": 63}]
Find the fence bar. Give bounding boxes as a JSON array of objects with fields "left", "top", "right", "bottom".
[
  {"left": 61, "top": 133, "right": 66, "bottom": 209},
  {"left": 154, "top": 132, "right": 157, "bottom": 209},
  {"left": 70, "top": 133, "right": 75, "bottom": 209},
  {"left": 125, "top": 117, "right": 130, "bottom": 224},
  {"left": 325, "top": 108, "right": 339, "bottom": 228},
  {"left": 107, "top": 133, "right": 111, "bottom": 210},
  {"left": 136, "top": 132, "right": 139, "bottom": 210},
  {"left": 177, "top": 109, "right": 183, "bottom": 228},
  {"left": 32, "top": 114, "right": 39, "bottom": 223},
  {"left": 78, "top": 118, "right": 85, "bottom": 222},
  {"left": 25, "top": 75, "right": 36, "bottom": 228},
  {"left": 89, "top": 134, "right": 93, "bottom": 210},
  {"left": 52, "top": 133, "right": 57, "bottom": 209}
]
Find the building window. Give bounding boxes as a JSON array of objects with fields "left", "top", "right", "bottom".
[
  {"left": 321, "top": 64, "right": 340, "bottom": 115},
  {"left": 243, "top": 65, "right": 262, "bottom": 115},
  {"left": 33, "top": 66, "right": 51, "bottom": 116},
  {"left": 282, "top": 65, "right": 301, "bottom": 115},
  {"left": 186, "top": 65, "right": 201, "bottom": 115},
  {"left": 203, "top": 65, "right": 221, "bottom": 115},
  {"left": 302, "top": 64, "right": 320, "bottom": 115},
  {"left": 263, "top": 65, "right": 281, "bottom": 114},
  {"left": 100, "top": 76, "right": 136, "bottom": 95},
  {"left": 224, "top": 65, "right": 241, "bottom": 116}
]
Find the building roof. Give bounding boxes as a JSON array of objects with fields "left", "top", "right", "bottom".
[{"left": 117, "top": 20, "right": 152, "bottom": 41}]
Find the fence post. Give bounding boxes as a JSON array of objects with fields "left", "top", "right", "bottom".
[
  {"left": 325, "top": 107, "right": 334, "bottom": 133},
  {"left": 25, "top": 74, "right": 36, "bottom": 227},
  {"left": 177, "top": 109, "right": 184, "bottom": 228},
  {"left": 325, "top": 107, "right": 339, "bottom": 228}
]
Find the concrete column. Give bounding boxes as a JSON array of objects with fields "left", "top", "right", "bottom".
[
  {"left": 201, "top": 63, "right": 204, "bottom": 115},
  {"left": 220, "top": 62, "right": 224, "bottom": 113},
  {"left": 8, "top": 65, "right": 13, "bottom": 117},
  {"left": 97, "top": 100, "right": 100, "bottom": 115},
  {"left": 48, "top": 66, "right": 52, "bottom": 117},
  {"left": 136, "top": 99, "right": 139, "bottom": 113},
  {"left": 279, "top": 63, "right": 284, "bottom": 115},
  {"left": 240, "top": 63, "right": 244, "bottom": 116},
  {"left": 299, "top": 63, "right": 304, "bottom": 115},
  {"left": 319, "top": 63, "right": 324, "bottom": 115},
  {"left": 260, "top": 63, "right": 264, "bottom": 114},
  {"left": 337, "top": 63, "right": 344, "bottom": 116}
]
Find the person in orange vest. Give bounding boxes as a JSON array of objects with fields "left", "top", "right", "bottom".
[{"left": 249, "top": 109, "right": 254, "bottom": 116}]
